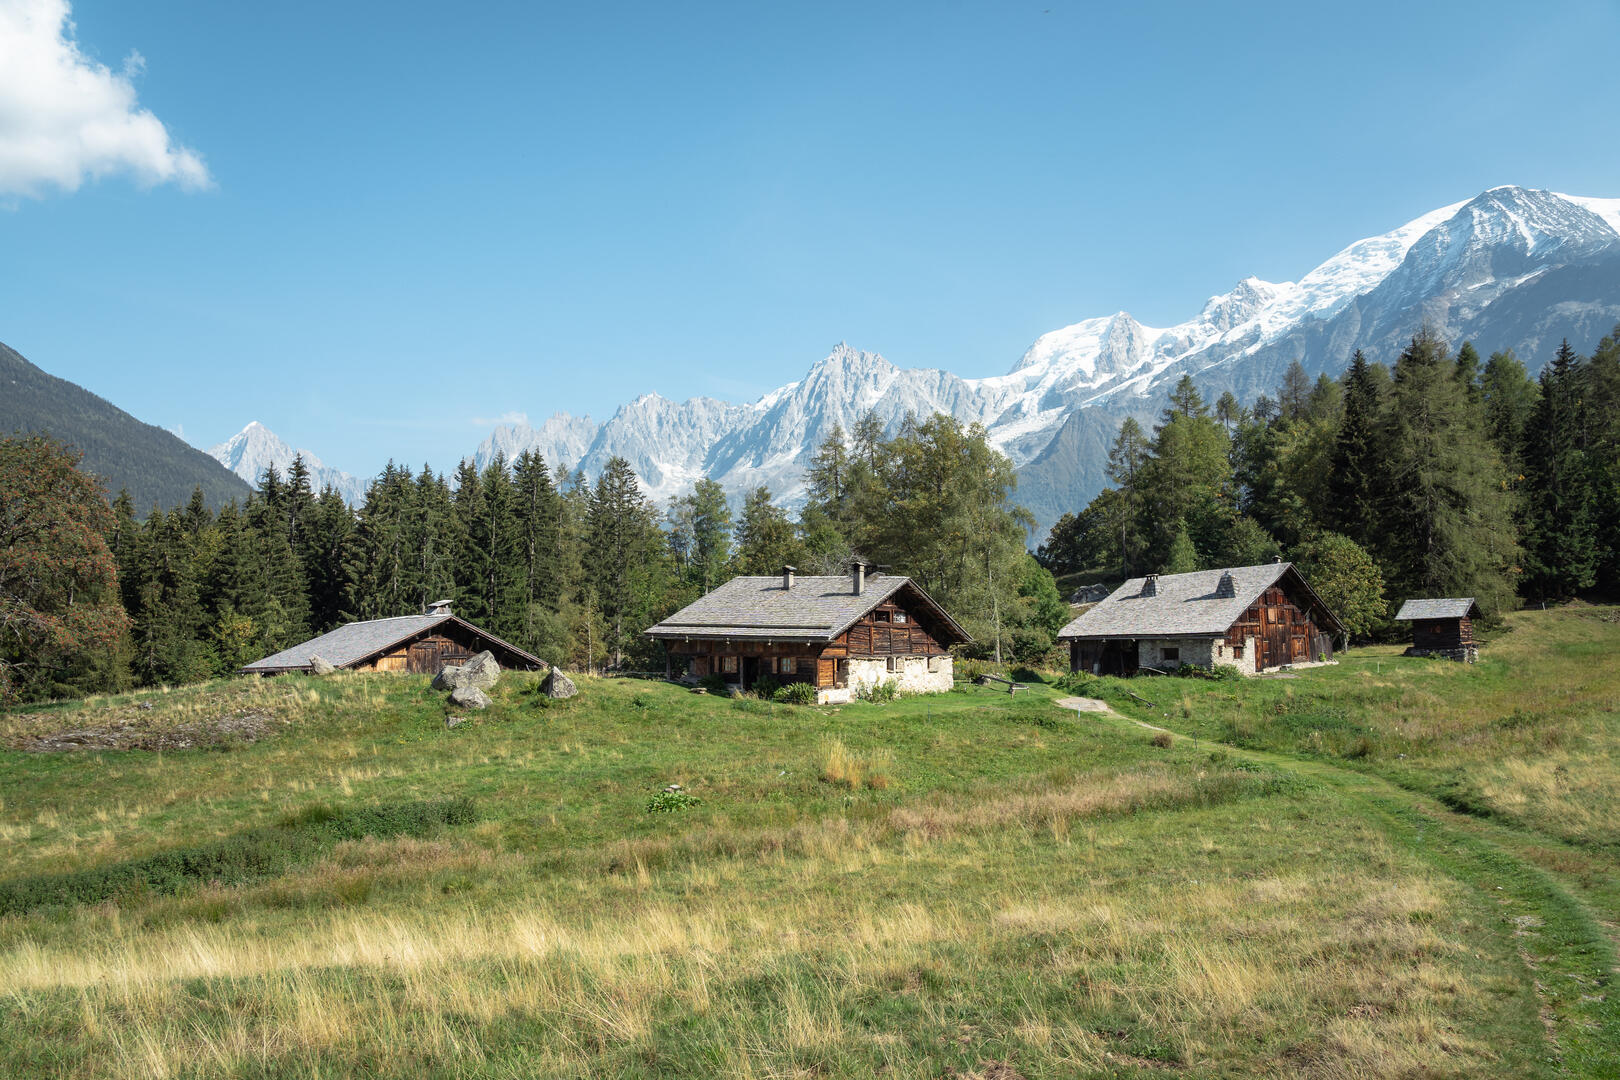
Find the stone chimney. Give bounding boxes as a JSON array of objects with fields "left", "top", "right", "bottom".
[
  {"left": 782, "top": 565, "right": 796, "bottom": 591},
  {"left": 1215, "top": 571, "right": 1236, "bottom": 599},
  {"left": 852, "top": 561, "right": 866, "bottom": 596},
  {"left": 1141, "top": 574, "right": 1157, "bottom": 597},
  {"left": 1273, "top": 555, "right": 1283, "bottom": 563},
  {"left": 427, "top": 599, "right": 453, "bottom": 617}
]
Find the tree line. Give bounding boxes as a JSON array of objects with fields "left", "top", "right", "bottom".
[
  {"left": 3, "top": 416, "right": 1064, "bottom": 703},
  {"left": 1038, "top": 324, "right": 1620, "bottom": 638}
]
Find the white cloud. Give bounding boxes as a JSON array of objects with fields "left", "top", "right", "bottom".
[
  {"left": 0, "top": 0, "right": 210, "bottom": 198},
  {"left": 472, "top": 411, "right": 530, "bottom": 427}
]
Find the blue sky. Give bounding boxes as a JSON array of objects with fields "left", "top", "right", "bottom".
[{"left": 3, "top": 0, "right": 1618, "bottom": 479}]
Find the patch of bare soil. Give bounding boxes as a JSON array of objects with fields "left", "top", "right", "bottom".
[
  {"left": 7, "top": 708, "right": 277, "bottom": 752},
  {"left": 1055, "top": 696, "right": 1110, "bottom": 712}
]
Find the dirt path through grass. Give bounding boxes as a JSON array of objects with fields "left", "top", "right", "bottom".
[{"left": 1083, "top": 702, "right": 1620, "bottom": 1077}]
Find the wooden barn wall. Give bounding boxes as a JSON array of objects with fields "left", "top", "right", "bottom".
[{"left": 1223, "top": 582, "right": 1333, "bottom": 669}]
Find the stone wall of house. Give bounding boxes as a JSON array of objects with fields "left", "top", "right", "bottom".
[
  {"left": 822, "top": 655, "right": 953, "bottom": 703},
  {"left": 1141, "top": 637, "right": 1259, "bottom": 676}
]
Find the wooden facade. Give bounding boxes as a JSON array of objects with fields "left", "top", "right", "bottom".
[
  {"left": 362, "top": 632, "right": 480, "bottom": 674},
  {"left": 666, "top": 595, "right": 952, "bottom": 691},
  {"left": 1409, "top": 616, "right": 1475, "bottom": 654},
  {"left": 1222, "top": 583, "right": 1337, "bottom": 670}
]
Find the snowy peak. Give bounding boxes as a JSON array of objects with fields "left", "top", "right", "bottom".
[{"left": 208, "top": 422, "right": 368, "bottom": 505}]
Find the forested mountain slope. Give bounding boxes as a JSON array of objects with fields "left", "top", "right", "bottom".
[{"left": 0, "top": 341, "right": 252, "bottom": 511}]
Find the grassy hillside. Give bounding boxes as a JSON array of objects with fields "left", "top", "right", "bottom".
[
  {"left": 0, "top": 607, "right": 1615, "bottom": 1078},
  {"left": 0, "top": 340, "right": 253, "bottom": 511}
]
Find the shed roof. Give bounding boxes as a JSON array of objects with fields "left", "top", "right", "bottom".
[
  {"left": 645, "top": 574, "right": 970, "bottom": 644},
  {"left": 1056, "top": 562, "right": 1343, "bottom": 640},
  {"left": 1394, "top": 597, "right": 1480, "bottom": 621},
  {"left": 241, "top": 613, "right": 544, "bottom": 674}
]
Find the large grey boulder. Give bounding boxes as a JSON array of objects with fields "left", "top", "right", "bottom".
[
  {"left": 458, "top": 651, "right": 502, "bottom": 690},
  {"left": 309, "top": 655, "right": 337, "bottom": 676},
  {"left": 449, "top": 685, "right": 490, "bottom": 710},
  {"left": 542, "top": 666, "right": 578, "bottom": 700},
  {"left": 432, "top": 652, "right": 500, "bottom": 691}
]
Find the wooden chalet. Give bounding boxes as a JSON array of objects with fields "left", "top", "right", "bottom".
[
  {"left": 645, "top": 564, "right": 971, "bottom": 703},
  {"left": 1057, "top": 562, "right": 1343, "bottom": 676},
  {"left": 241, "top": 601, "right": 545, "bottom": 676},
  {"left": 1394, "top": 597, "right": 1481, "bottom": 663}
]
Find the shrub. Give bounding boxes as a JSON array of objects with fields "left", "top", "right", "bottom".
[
  {"left": 774, "top": 682, "right": 817, "bottom": 705},
  {"left": 698, "top": 674, "right": 728, "bottom": 695},
  {"left": 1009, "top": 666, "right": 1046, "bottom": 684},
  {"left": 752, "top": 675, "right": 781, "bottom": 700},
  {"left": 1210, "top": 663, "right": 1243, "bottom": 682},
  {"left": 855, "top": 679, "right": 900, "bottom": 703},
  {"left": 646, "top": 789, "right": 701, "bottom": 813},
  {"left": 1151, "top": 731, "right": 1174, "bottom": 749}
]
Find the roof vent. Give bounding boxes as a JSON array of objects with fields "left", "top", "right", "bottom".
[
  {"left": 1141, "top": 574, "right": 1157, "bottom": 597},
  {"left": 852, "top": 561, "right": 867, "bottom": 596},
  {"left": 1215, "top": 571, "right": 1236, "bottom": 599},
  {"left": 782, "top": 565, "right": 796, "bottom": 591},
  {"left": 427, "top": 599, "right": 453, "bottom": 616},
  {"left": 1273, "top": 555, "right": 1283, "bottom": 563}
]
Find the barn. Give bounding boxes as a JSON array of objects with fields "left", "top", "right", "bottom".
[
  {"left": 645, "top": 564, "right": 971, "bottom": 703},
  {"left": 1394, "top": 597, "right": 1481, "bottom": 663},
  {"left": 1057, "top": 562, "right": 1343, "bottom": 676},
  {"left": 240, "top": 601, "right": 546, "bottom": 676}
]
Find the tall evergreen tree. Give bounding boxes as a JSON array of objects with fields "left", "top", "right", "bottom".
[
  {"left": 731, "top": 487, "right": 802, "bottom": 575},
  {"left": 585, "top": 457, "right": 664, "bottom": 667},
  {"left": 1520, "top": 340, "right": 1598, "bottom": 599},
  {"left": 1373, "top": 330, "right": 1518, "bottom": 613},
  {"left": 1326, "top": 349, "right": 1381, "bottom": 548}
]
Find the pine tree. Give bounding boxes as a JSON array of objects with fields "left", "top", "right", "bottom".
[
  {"left": 731, "top": 487, "right": 802, "bottom": 575},
  {"left": 1326, "top": 350, "right": 1381, "bottom": 548},
  {"left": 1520, "top": 340, "right": 1598, "bottom": 599},
  {"left": 1277, "top": 361, "right": 1311, "bottom": 421},
  {"left": 1373, "top": 330, "right": 1518, "bottom": 614},
  {"left": 1583, "top": 326, "right": 1620, "bottom": 591},
  {"left": 1480, "top": 349, "right": 1539, "bottom": 469},
  {"left": 1104, "top": 416, "right": 1149, "bottom": 576},
  {"left": 512, "top": 451, "right": 562, "bottom": 613},
  {"left": 585, "top": 457, "right": 664, "bottom": 667}
]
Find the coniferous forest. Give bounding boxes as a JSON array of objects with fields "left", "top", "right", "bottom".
[{"left": 4, "top": 325, "right": 1618, "bottom": 705}]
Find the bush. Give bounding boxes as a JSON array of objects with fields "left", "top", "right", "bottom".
[
  {"left": 1151, "top": 731, "right": 1174, "bottom": 749},
  {"left": 855, "top": 679, "right": 900, "bottom": 703},
  {"left": 1210, "top": 663, "right": 1243, "bottom": 681},
  {"left": 1009, "top": 666, "right": 1047, "bottom": 684},
  {"left": 646, "top": 789, "right": 701, "bottom": 813},
  {"left": 698, "top": 674, "right": 728, "bottom": 695},
  {"left": 774, "top": 681, "right": 817, "bottom": 705},
  {"left": 752, "top": 675, "right": 781, "bottom": 700},
  {"left": 0, "top": 797, "right": 480, "bottom": 916}
]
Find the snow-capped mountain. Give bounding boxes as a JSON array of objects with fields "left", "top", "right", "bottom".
[
  {"left": 476, "top": 186, "right": 1620, "bottom": 534},
  {"left": 208, "top": 422, "right": 369, "bottom": 506}
]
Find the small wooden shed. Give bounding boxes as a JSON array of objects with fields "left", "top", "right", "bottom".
[{"left": 1394, "top": 598, "right": 1481, "bottom": 663}]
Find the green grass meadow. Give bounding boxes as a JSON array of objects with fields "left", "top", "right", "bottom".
[{"left": 1, "top": 605, "right": 1616, "bottom": 1078}]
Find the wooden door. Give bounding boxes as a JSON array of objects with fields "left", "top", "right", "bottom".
[{"left": 407, "top": 640, "right": 445, "bottom": 674}]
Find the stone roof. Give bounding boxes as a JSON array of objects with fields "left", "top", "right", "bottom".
[
  {"left": 645, "top": 574, "right": 970, "bottom": 644},
  {"left": 1057, "top": 562, "right": 1342, "bottom": 640},
  {"left": 241, "top": 613, "right": 543, "bottom": 673},
  {"left": 1394, "top": 597, "right": 1480, "bottom": 621}
]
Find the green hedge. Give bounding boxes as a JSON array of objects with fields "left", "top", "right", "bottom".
[{"left": 0, "top": 797, "right": 479, "bottom": 916}]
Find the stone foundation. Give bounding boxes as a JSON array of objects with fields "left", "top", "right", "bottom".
[{"left": 1404, "top": 645, "right": 1478, "bottom": 663}]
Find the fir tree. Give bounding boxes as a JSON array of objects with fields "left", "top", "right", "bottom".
[
  {"left": 1326, "top": 349, "right": 1381, "bottom": 548},
  {"left": 1520, "top": 340, "right": 1598, "bottom": 599}
]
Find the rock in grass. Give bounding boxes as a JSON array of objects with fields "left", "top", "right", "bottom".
[
  {"left": 449, "top": 685, "right": 490, "bottom": 710},
  {"left": 542, "top": 666, "right": 578, "bottom": 700},
  {"left": 431, "top": 665, "right": 464, "bottom": 691},
  {"left": 309, "top": 655, "right": 337, "bottom": 676},
  {"left": 445, "top": 715, "right": 465, "bottom": 729},
  {"left": 459, "top": 651, "right": 501, "bottom": 690}
]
